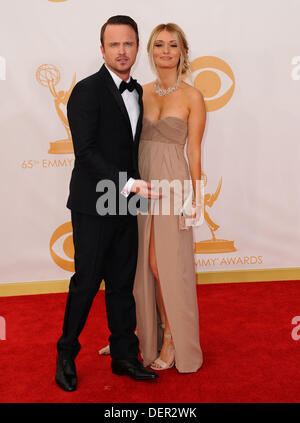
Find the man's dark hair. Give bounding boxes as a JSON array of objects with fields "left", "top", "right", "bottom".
[{"left": 100, "top": 15, "right": 139, "bottom": 46}]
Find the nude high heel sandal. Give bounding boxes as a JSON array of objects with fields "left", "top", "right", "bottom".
[
  {"left": 99, "top": 329, "right": 138, "bottom": 356},
  {"left": 98, "top": 344, "right": 110, "bottom": 355},
  {"left": 150, "top": 333, "right": 175, "bottom": 370}
]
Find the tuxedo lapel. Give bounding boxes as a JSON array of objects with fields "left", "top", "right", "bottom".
[
  {"left": 98, "top": 64, "right": 132, "bottom": 134},
  {"left": 134, "top": 83, "right": 143, "bottom": 143}
]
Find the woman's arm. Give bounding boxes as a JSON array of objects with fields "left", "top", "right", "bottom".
[{"left": 186, "top": 88, "right": 206, "bottom": 205}]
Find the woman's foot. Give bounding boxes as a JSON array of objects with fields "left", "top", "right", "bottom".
[
  {"left": 99, "top": 329, "right": 138, "bottom": 356},
  {"left": 98, "top": 344, "right": 110, "bottom": 355},
  {"left": 150, "top": 333, "right": 175, "bottom": 370}
]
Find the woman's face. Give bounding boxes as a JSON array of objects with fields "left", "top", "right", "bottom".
[{"left": 152, "top": 30, "right": 181, "bottom": 71}]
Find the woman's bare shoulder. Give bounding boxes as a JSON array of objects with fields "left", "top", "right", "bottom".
[
  {"left": 182, "top": 81, "right": 204, "bottom": 100},
  {"left": 142, "top": 81, "right": 154, "bottom": 91},
  {"left": 182, "top": 83, "right": 205, "bottom": 114}
]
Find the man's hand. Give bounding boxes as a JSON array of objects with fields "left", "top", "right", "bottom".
[{"left": 131, "top": 180, "right": 162, "bottom": 199}]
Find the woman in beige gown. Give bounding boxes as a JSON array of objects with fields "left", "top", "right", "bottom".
[{"left": 100, "top": 23, "right": 206, "bottom": 373}]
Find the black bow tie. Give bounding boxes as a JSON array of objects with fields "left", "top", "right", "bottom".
[{"left": 119, "top": 78, "right": 137, "bottom": 94}]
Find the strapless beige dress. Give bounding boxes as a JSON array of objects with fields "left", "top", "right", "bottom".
[{"left": 133, "top": 116, "right": 203, "bottom": 373}]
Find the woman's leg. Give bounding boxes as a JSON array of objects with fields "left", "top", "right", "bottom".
[{"left": 149, "top": 216, "right": 175, "bottom": 368}]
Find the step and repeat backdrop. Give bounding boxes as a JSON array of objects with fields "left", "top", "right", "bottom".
[{"left": 0, "top": 0, "right": 300, "bottom": 286}]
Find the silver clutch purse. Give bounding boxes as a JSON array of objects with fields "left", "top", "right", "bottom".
[{"left": 178, "top": 189, "right": 203, "bottom": 230}]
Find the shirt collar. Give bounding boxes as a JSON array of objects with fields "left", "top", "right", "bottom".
[{"left": 105, "top": 64, "right": 130, "bottom": 89}]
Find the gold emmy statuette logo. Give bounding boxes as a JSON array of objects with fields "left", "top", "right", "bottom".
[
  {"left": 194, "top": 172, "right": 236, "bottom": 254},
  {"left": 190, "top": 56, "right": 235, "bottom": 111},
  {"left": 50, "top": 222, "right": 74, "bottom": 271},
  {"left": 36, "top": 64, "right": 75, "bottom": 154}
]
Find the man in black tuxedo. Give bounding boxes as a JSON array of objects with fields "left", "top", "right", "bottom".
[{"left": 55, "top": 15, "right": 160, "bottom": 391}]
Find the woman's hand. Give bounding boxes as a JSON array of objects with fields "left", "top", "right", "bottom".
[{"left": 191, "top": 201, "right": 202, "bottom": 224}]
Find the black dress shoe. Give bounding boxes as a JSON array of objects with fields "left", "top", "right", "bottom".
[
  {"left": 55, "top": 354, "right": 77, "bottom": 391},
  {"left": 111, "top": 357, "right": 158, "bottom": 381}
]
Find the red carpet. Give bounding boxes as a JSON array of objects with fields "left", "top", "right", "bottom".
[{"left": 0, "top": 280, "right": 300, "bottom": 403}]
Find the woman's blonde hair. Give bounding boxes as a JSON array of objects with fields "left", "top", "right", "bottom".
[{"left": 147, "top": 23, "right": 190, "bottom": 81}]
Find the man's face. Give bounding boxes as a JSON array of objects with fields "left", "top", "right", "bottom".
[{"left": 101, "top": 24, "right": 138, "bottom": 78}]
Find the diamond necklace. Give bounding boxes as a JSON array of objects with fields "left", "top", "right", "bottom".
[{"left": 154, "top": 79, "right": 180, "bottom": 96}]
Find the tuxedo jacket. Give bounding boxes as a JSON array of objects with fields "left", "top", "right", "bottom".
[{"left": 66, "top": 64, "right": 143, "bottom": 217}]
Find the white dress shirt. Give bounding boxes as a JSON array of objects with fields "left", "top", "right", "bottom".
[{"left": 105, "top": 65, "right": 139, "bottom": 197}]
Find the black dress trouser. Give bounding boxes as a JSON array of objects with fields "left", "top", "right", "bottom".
[{"left": 57, "top": 210, "right": 139, "bottom": 360}]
